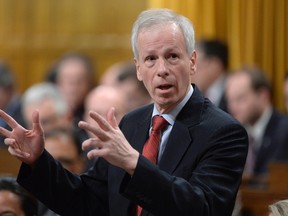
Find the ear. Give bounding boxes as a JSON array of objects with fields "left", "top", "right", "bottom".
[
  {"left": 134, "top": 58, "right": 143, "bottom": 81},
  {"left": 189, "top": 50, "right": 197, "bottom": 76}
]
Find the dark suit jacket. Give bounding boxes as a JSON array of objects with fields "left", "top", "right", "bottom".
[
  {"left": 218, "top": 92, "right": 229, "bottom": 113},
  {"left": 253, "top": 109, "right": 288, "bottom": 176},
  {"left": 17, "top": 85, "right": 248, "bottom": 216}
]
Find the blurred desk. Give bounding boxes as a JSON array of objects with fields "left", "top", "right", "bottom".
[{"left": 240, "top": 162, "right": 288, "bottom": 216}]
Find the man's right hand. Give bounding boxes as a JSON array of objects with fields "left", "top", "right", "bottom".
[{"left": 0, "top": 109, "right": 45, "bottom": 165}]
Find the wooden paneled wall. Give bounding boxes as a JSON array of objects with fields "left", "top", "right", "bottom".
[{"left": 0, "top": 0, "right": 147, "bottom": 93}]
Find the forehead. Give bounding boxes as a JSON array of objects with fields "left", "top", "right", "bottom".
[
  {"left": 228, "top": 73, "right": 251, "bottom": 88},
  {"left": 0, "top": 190, "right": 21, "bottom": 209},
  {"left": 137, "top": 23, "right": 185, "bottom": 51},
  {"left": 45, "top": 136, "right": 78, "bottom": 155},
  {"left": 226, "top": 73, "right": 254, "bottom": 97},
  {"left": 58, "top": 59, "right": 88, "bottom": 77}
]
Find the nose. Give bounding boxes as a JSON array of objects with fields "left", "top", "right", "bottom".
[{"left": 157, "top": 58, "right": 169, "bottom": 77}]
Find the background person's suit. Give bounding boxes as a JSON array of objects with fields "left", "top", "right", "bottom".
[{"left": 253, "top": 110, "right": 288, "bottom": 176}]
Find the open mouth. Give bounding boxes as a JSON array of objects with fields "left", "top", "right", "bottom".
[{"left": 158, "top": 84, "right": 172, "bottom": 90}]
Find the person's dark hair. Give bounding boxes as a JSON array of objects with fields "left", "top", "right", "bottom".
[
  {"left": 0, "top": 176, "right": 38, "bottom": 216},
  {"left": 284, "top": 71, "right": 288, "bottom": 81},
  {"left": 117, "top": 61, "right": 149, "bottom": 97},
  {"left": 45, "top": 52, "right": 95, "bottom": 88},
  {"left": 240, "top": 66, "right": 271, "bottom": 93},
  {"left": 196, "top": 39, "right": 229, "bottom": 70}
]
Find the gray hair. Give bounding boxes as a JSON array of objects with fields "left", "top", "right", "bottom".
[
  {"left": 131, "top": 8, "right": 195, "bottom": 60},
  {"left": 22, "top": 82, "right": 69, "bottom": 116}
]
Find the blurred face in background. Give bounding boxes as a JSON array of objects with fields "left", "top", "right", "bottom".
[
  {"left": 45, "top": 133, "right": 84, "bottom": 174},
  {"left": 193, "top": 49, "right": 220, "bottom": 92},
  {"left": 0, "top": 190, "right": 25, "bottom": 216},
  {"left": 226, "top": 72, "right": 263, "bottom": 125},
  {"left": 57, "top": 59, "right": 92, "bottom": 112},
  {"left": 23, "top": 98, "right": 71, "bottom": 132},
  {"left": 84, "top": 85, "right": 128, "bottom": 132}
]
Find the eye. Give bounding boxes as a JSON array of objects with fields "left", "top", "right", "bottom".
[
  {"left": 167, "top": 53, "right": 179, "bottom": 61},
  {"left": 144, "top": 55, "right": 157, "bottom": 67},
  {"left": 145, "top": 55, "right": 156, "bottom": 62}
]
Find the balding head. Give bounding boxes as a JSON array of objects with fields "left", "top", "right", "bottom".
[{"left": 84, "top": 85, "right": 128, "bottom": 125}]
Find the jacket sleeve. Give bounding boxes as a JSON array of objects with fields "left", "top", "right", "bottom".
[{"left": 17, "top": 150, "right": 109, "bottom": 216}]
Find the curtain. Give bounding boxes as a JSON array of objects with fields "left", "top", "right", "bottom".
[{"left": 148, "top": 0, "right": 288, "bottom": 111}]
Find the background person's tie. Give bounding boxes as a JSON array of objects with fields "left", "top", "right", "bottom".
[
  {"left": 136, "top": 115, "right": 168, "bottom": 216},
  {"left": 244, "top": 134, "right": 257, "bottom": 177}
]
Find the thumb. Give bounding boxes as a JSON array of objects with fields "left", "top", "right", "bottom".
[
  {"left": 107, "top": 107, "right": 118, "bottom": 128},
  {"left": 32, "top": 110, "right": 44, "bottom": 134}
]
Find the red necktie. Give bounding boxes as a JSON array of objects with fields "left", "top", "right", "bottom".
[{"left": 136, "top": 115, "right": 168, "bottom": 216}]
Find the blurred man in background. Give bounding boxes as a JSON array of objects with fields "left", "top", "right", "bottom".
[
  {"left": 226, "top": 66, "right": 288, "bottom": 181},
  {"left": 194, "top": 39, "right": 229, "bottom": 112},
  {"left": 0, "top": 61, "right": 25, "bottom": 147},
  {"left": 21, "top": 82, "right": 71, "bottom": 132},
  {"left": 100, "top": 60, "right": 151, "bottom": 112},
  {"left": 46, "top": 53, "right": 95, "bottom": 125}
]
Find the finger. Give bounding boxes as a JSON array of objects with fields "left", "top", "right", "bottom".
[
  {"left": 82, "top": 138, "right": 103, "bottom": 151},
  {"left": 89, "top": 111, "right": 112, "bottom": 131},
  {"left": 0, "top": 109, "right": 21, "bottom": 129},
  {"left": 78, "top": 121, "right": 109, "bottom": 140},
  {"left": 86, "top": 149, "right": 104, "bottom": 160},
  {"left": 0, "top": 126, "right": 11, "bottom": 138},
  {"left": 5, "top": 139, "right": 24, "bottom": 154},
  {"left": 31, "top": 110, "right": 44, "bottom": 134},
  {"left": 87, "top": 150, "right": 97, "bottom": 160},
  {"left": 8, "top": 146, "right": 30, "bottom": 158},
  {"left": 4, "top": 138, "right": 17, "bottom": 148},
  {"left": 107, "top": 107, "right": 118, "bottom": 129}
]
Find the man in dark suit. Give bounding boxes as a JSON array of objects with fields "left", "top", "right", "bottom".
[
  {"left": 0, "top": 61, "right": 25, "bottom": 147},
  {"left": 225, "top": 66, "right": 288, "bottom": 181},
  {"left": 0, "top": 8, "right": 248, "bottom": 216},
  {"left": 193, "top": 39, "right": 229, "bottom": 113}
]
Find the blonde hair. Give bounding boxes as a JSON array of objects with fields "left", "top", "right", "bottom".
[{"left": 269, "top": 199, "right": 288, "bottom": 216}]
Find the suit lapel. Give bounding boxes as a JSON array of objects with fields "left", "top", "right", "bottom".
[
  {"left": 158, "top": 122, "right": 192, "bottom": 173},
  {"left": 158, "top": 85, "right": 205, "bottom": 174},
  {"left": 129, "top": 107, "right": 153, "bottom": 153}
]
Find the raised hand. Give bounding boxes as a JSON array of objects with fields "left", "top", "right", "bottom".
[
  {"left": 78, "top": 107, "right": 139, "bottom": 175},
  {"left": 0, "top": 109, "right": 45, "bottom": 165}
]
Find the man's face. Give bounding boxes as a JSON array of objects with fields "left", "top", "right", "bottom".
[
  {"left": 57, "top": 59, "right": 91, "bottom": 111},
  {"left": 226, "top": 73, "right": 261, "bottom": 125},
  {"left": 193, "top": 49, "right": 221, "bottom": 92},
  {"left": 24, "top": 99, "right": 70, "bottom": 132},
  {"left": 0, "top": 191, "right": 25, "bottom": 216},
  {"left": 84, "top": 87, "right": 127, "bottom": 128},
  {"left": 193, "top": 49, "right": 210, "bottom": 91},
  {"left": 135, "top": 23, "right": 196, "bottom": 113},
  {"left": 45, "top": 135, "right": 83, "bottom": 174}
]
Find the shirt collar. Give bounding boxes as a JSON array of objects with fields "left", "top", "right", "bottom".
[
  {"left": 152, "top": 85, "right": 194, "bottom": 126},
  {"left": 246, "top": 106, "right": 273, "bottom": 147},
  {"left": 205, "top": 74, "right": 226, "bottom": 106}
]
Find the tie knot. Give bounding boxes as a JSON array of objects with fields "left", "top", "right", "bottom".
[{"left": 152, "top": 116, "right": 168, "bottom": 132}]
